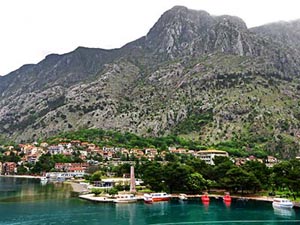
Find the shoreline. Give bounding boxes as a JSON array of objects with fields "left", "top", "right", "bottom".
[
  {"left": 2, "top": 177, "right": 296, "bottom": 207},
  {"left": 74, "top": 186, "right": 299, "bottom": 207},
  {"left": 0, "top": 174, "right": 42, "bottom": 179}
]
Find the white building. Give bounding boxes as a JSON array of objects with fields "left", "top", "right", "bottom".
[
  {"left": 48, "top": 145, "right": 65, "bottom": 155},
  {"left": 196, "top": 149, "right": 229, "bottom": 165}
]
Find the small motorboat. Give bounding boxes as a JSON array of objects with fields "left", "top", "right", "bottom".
[
  {"left": 113, "top": 194, "right": 137, "bottom": 203},
  {"left": 272, "top": 198, "right": 294, "bottom": 209},
  {"left": 149, "top": 192, "right": 171, "bottom": 202},
  {"left": 178, "top": 193, "right": 188, "bottom": 201},
  {"left": 40, "top": 177, "right": 48, "bottom": 185},
  {"left": 144, "top": 194, "right": 153, "bottom": 204},
  {"left": 144, "top": 192, "right": 171, "bottom": 203}
]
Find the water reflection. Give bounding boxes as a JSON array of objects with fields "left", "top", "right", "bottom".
[
  {"left": 0, "top": 177, "right": 72, "bottom": 202},
  {"left": 202, "top": 200, "right": 210, "bottom": 209},
  {"left": 144, "top": 201, "right": 170, "bottom": 216},
  {"left": 273, "top": 206, "right": 295, "bottom": 218},
  {"left": 115, "top": 203, "right": 137, "bottom": 225},
  {"left": 224, "top": 200, "right": 231, "bottom": 208}
]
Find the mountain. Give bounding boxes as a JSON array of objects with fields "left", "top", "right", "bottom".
[
  {"left": 251, "top": 19, "right": 300, "bottom": 53},
  {"left": 1, "top": 6, "right": 300, "bottom": 158}
]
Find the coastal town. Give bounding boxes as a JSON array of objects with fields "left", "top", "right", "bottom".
[
  {"left": 0, "top": 139, "right": 283, "bottom": 176},
  {"left": 1, "top": 137, "right": 300, "bottom": 210},
  {"left": 0, "top": 136, "right": 299, "bottom": 225}
]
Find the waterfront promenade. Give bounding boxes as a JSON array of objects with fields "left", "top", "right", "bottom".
[{"left": 75, "top": 187, "right": 299, "bottom": 207}]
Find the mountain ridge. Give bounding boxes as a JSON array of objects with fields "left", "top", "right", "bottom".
[{"left": 1, "top": 6, "right": 300, "bottom": 158}]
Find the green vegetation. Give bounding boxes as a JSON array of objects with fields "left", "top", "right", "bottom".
[
  {"left": 271, "top": 159, "right": 300, "bottom": 199},
  {"left": 214, "top": 141, "right": 248, "bottom": 157},
  {"left": 132, "top": 156, "right": 299, "bottom": 198},
  {"left": 0, "top": 151, "right": 21, "bottom": 163},
  {"left": 173, "top": 109, "right": 213, "bottom": 135},
  {"left": 91, "top": 188, "right": 102, "bottom": 196},
  {"left": 90, "top": 187, "right": 118, "bottom": 196},
  {"left": 46, "top": 128, "right": 273, "bottom": 157},
  {"left": 47, "top": 129, "right": 196, "bottom": 151},
  {"left": 90, "top": 171, "right": 103, "bottom": 182}
]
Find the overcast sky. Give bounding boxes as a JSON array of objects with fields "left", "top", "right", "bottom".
[{"left": 0, "top": 0, "right": 299, "bottom": 76}]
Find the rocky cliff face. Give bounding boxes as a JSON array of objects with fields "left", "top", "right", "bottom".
[
  {"left": 1, "top": 6, "right": 300, "bottom": 158},
  {"left": 251, "top": 19, "right": 300, "bottom": 52},
  {"left": 145, "top": 6, "right": 253, "bottom": 58},
  {"left": 0, "top": 47, "right": 122, "bottom": 98}
]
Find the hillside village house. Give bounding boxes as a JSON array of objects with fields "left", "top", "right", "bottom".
[
  {"left": 130, "top": 149, "right": 144, "bottom": 159},
  {"left": 170, "top": 148, "right": 188, "bottom": 154},
  {"left": 55, "top": 163, "right": 89, "bottom": 172},
  {"left": 48, "top": 145, "right": 65, "bottom": 155},
  {"left": 145, "top": 148, "right": 158, "bottom": 160},
  {"left": 265, "top": 155, "right": 279, "bottom": 167},
  {"left": 40, "top": 142, "right": 49, "bottom": 148},
  {"left": 234, "top": 155, "right": 263, "bottom": 166},
  {"left": 25, "top": 154, "right": 39, "bottom": 164},
  {"left": 2, "top": 162, "right": 17, "bottom": 175},
  {"left": 235, "top": 157, "right": 247, "bottom": 166}
]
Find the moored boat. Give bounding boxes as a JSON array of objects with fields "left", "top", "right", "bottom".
[
  {"left": 113, "top": 194, "right": 137, "bottom": 203},
  {"left": 201, "top": 194, "right": 210, "bottom": 203},
  {"left": 144, "top": 194, "right": 153, "bottom": 204},
  {"left": 178, "top": 193, "right": 188, "bottom": 200},
  {"left": 223, "top": 192, "right": 231, "bottom": 202},
  {"left": 145, "top": 192, "right": 171, "bottom": 202},
  {"left": 40, "top": 177, "right": 48, "bottom": 185},
  {"left": 272, "top": 198, "right": 293, "bottom": 209},
  {"left": 151, "top": 192, "right": 171, "bottom": 202}
]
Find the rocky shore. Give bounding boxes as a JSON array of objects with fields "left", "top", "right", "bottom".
[{"left": 68, "top": 181, "right": 89, "bottom": 193}]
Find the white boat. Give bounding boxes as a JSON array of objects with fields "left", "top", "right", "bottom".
[
  {"left": 40, "top": 177, "right": 48, "bottom": 185},
  {"left": 143, "top": 194, "right": 153, "bottom": 204},
  {"left": 113, "top": 194, "right": 137, "bottom": 203},
  {"left": 178, "top": 193, "right": 188, "bottom": 200},
  {"left": 272, "top": 198, "right": 294, "bottom": 209}
]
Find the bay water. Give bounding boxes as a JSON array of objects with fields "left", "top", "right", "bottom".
[{"left": 0, "top": 177, "right": 299, "bottom": 225}]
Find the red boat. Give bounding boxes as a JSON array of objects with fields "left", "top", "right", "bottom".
[{"left": 201, "top": 194, "right": 210, "bottom": 203}]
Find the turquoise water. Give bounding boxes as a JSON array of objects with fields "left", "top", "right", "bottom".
[{"left": 0, "top": 177, "right": 299, "bottom": 225}]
